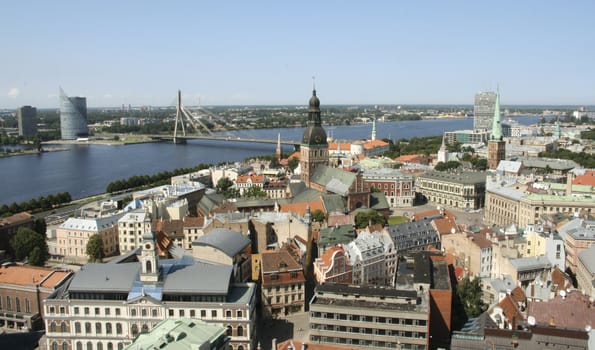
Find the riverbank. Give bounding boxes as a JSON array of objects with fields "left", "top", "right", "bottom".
[
  {"left": 0, "top": 147, "right": 68, "bottom": 158},
  {"left": 42, "top": 134, "right": 159, "bottom": 146}
]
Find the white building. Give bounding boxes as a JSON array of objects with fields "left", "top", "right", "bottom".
[
  {"left": 118, "top": 210, "right": 152, "bottom": 253},
  {"left": 344, "top": 231, "right": 390, "bottom": 286}
]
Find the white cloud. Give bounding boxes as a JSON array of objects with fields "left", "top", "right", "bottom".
[{"left": 7, "top": 87, "right": 19, "bottom": 99}]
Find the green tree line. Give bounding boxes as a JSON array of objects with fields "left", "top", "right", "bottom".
[
  {"left": 106, "top": 164, "right": 211, "bottom": 193},
  {"left": 0, "top": 192, "right": 72, "bottom": 217},
  {"left": 539, "top": 149, "right": 595, "bottom": 168}
]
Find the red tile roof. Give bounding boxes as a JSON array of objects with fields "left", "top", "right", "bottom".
[
  {"left": 280, "top": 199, "right": 325, "bottom": 217},
  {"left": 573, "top": 170, "right": 595, "bottom": 186},
  {"left": 526, "top": 290, "right": 595, "bottom": 330}
]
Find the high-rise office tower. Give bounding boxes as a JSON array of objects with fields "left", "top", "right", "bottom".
[
  {"left": 59, "top": 88, "right": 88, "bottom": 140},
  {"left": 474, "top": 91, "right": 497, "bottom": 130},
  {"left": 17, "top": 105, "right": 37, "bottom": 137}
]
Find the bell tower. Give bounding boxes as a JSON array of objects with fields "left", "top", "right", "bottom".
[
  {"left": 300, "top": 79, "right": 329, "bottom": 186},
  {"left": 140, "top": 215, "right": 160, "bottom": 283}
]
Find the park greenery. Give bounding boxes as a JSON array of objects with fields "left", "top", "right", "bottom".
[
  {"left": 452, "top": 276, "right": 486, "bottom": 330},
  {"left": 0, "top": 192, "right": 72, "bottom": 217},
  {"left": 105, "top": 164, "right": 211, "bottom": 193},
  {"left": 10, "top": 227, "right": 49, "bottom": 266},
  {"left": 354, "top": 210, "right": 386, "bottom": 229}
]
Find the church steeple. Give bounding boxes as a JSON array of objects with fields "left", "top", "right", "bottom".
[
  {"left": 301, "top": 82, "right": 329, "bottom": 186},
  {"left": 491, "top": 89, "right": 503, "bottom": 141}
]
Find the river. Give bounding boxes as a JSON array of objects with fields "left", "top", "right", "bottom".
[{"left": 0, "top": 116, "right": 540, "bottom": 205}]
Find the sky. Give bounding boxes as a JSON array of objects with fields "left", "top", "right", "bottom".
[{"left": 1, "top": 1, "right": 594, "bottom": 108}]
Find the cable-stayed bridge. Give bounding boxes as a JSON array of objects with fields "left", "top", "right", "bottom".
[{"left": 149, "top": 90, "right": 299, "bottom": 146}]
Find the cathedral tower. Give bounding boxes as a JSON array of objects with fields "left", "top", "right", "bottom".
[
  {"left": 300, "top": 83, "right": 329, "bottom": 186},
  {"left": 140, "top": 215, "right": 161, "bottom": 283}
]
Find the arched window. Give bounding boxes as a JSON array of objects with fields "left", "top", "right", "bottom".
[
  {"left": 61, "top": 322, "right": 67, "bottom": 333},
  {"left": 151, "top": 309, "right": 158, "bottom": 317},
  {"left": 106, "top": 323, "right": 112, "bottom": 334},
  {"left": 116, "top": 323, "right": 122, "bottom": 335},
  {"left": 75, "top": 322, "right": 81, "bottom": 334},
  {"left": 131, "top": 324, "right": 138, "bottom": 336},
  {"left": 107, "top": 343, "right": 113, "bottom": 350},
  {"left": 131, "top": 309, "right": 137, "bottom": 317},
  {"left": 226, "top": 326, "right": 232, "bottom": 336},
  {"left": 51, "top": 342, "right": 59, "bottom": 350},
  {"left": 15, "top": 297, "right": 20, "bottom": 312},
  {"left": 85, "top": 322, "right": 91, "bottom": 334},
  {"left": 141, "top": 309, "right": 147, "bottom": 317},
  {"left": 141, "top": 324, "right": 149, "bottom": 333},
  {"left": 237, "top": 325, "right": 244, "bottom": 337},
  {"left": 62, "top": 342, "right": 69, "bottom": 350},
  {"left": 50, "top": 322, "right": 57, "bottom": 332},
  {"left": 97, "top": 343, "right": 103, "bottom": 350},
  {"left": 6, "top": 296, "right": 11, "bottom": 310},
  {"left": 86, "top": 341, "right": 93, "bottom": 350},
  {"left": 238, "top": 346, "right": 245, "bottom": 350},
  {"left": 96, "top": 322, "right": 102, "bottom": 334},
  {"left": 117, "top": 343, "right": 124, "bottom": 350},
  {"left": 76, "top": 342, "right": 82, "bottom": 350},
  {"left": 25, "top": 298, "right": 31, "bottom": 313},
  {"left": 145, "top": 260, "right": 152, "bottom": 273}
]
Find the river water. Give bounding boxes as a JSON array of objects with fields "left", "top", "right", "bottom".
[{"left": 0, "top": 116, "right": 540, "bottom": 205}]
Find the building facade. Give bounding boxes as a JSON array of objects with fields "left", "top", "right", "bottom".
[
  {"left": 0, "top": 265, "right": 72, "bottom": 331},
  {"left": 487, "top": 91, "right": 506, "bottom": 170},
  {"left": 59, "top": 88, "right": 88, "bottom": 140},
  {"left": 17, "top": 105, "right": 37, "bottom": 137},
  {"left": 260, "top": 250, "right": 306, "bottom": 318},
  {"left": 362, "top": 168, "right": 415, "bottom": 208},
  {"left": 118, "top": 210, "right": 152, "bottom": 253},
  {"left": 416, "top": 171, "right": 487, "bottom": 210},
  {"left": 56, "top": 215, "right": 123, "bottom": 263},
  {"left": 44, "top": 232, "right": 257, "bottom": 350},
  {"left": 309, "top": 284, "right": 429, "bottom": 349}
]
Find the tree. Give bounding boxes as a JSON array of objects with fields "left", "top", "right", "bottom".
[
  {"left": 355, "top": 210, "right": 386, "bottom": 229},
  {"left": 34, "top": 218, "right": 47, "bottom": 236},
  {"left": 456, "top": 276, "right": 485, "bottom": 319},
  {"left": 269, "top": 157, "right": 280, "bottom": 169},
  {"left": 86, "top": 234, "right": 104, "bottom": 263},
  {"left": 243, "top": 185, "right": 267, "bottom": 199},
  {"left": 216, "top": 177, "right": 234, "bottom": 193},
  {"left": 10, "top": 227, "right": 48, "bottom": 266},
  {"left": 311, "top": 209, "right": 326, "bottom": 223},
  {"left": 287, "top": 157, "right": 300, "bottom": 172}
]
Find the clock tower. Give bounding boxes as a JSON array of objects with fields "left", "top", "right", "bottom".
[{"left": 300, "top": 86, "right": 329, "bottom": 186}]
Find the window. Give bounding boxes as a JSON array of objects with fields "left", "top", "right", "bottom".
[
  {"left": 168, "top": 310, "right": 174, "bottom": 316},
  {"left": 107, "top": 343, "right": 113, "bottom": 350},
  {"left": 179, "top": 310, "right": 184, "bottom": 317},
  {"left": 141, "top": 309, "right": 147, "bottom": 317},
  {"left": 84, "top": 307, "right": 90, "bottom": 315},
  {"left": 105, "top": 308, "right": 110, "bottom": 316},
  {"left": 76, "top": 342, "right": 82, "bottom": 350},
  {"left": 74, "top": 307, "right": 80, "bottom": 315},
  {"left": 106, "top": 323, "right": 112, "bottom": 334},
  {"left": 75, "top": 322, "right": 81, "bottom": 334},
  {"left": 95, "top": 307, "right": 100, "bottom": 315},
  {"left": 86, "top": 342, "right": 93, "bottom": 350},
  {"left": 226, "top": 326, "right": 232, "bottom": 336},
  {"left": 96, "top": 322, "right": 102, "bottom": 334},
  {"left": 152, "top": 309, "right": 158, "bottom": 317},
  {"left": 237, "top": 310, "right": 243, "bottom": 318},
  {"left": 237, "top": 325, "right": 244, "bottom": 337},
  {"left": 226, "top": 310, "right": 232, "bottom": 318},
  {"left": 211, "top": 310, "right": 217, "bottom": 318},
  {"left": 200, "top": 310, "right": 206, "bottom": 318},
  {"left": 85, "top": 322, "right": 92, "bottom": 333},
  {"left": 62, "top": 342, "right": 69, "bottom": 350},
  {"left": 52, "top": 342, "right": 59, "bottom": 350},
  {"left": 50, "top": 322, "right": 57, "bottom": 332},
  {"left": 131, "top": 309, "right": 137, "bottom": 317},
  {"left": 190, "top": 310, "right": 195, "bottom": 317},
  {"left": 116, "top": 323, "right": 122, "bottom": 335},
  {"left": 6, "top": 296, "right": 11, "bottom": 310},
  {"left": 115, "top": 308, "right": 120, "bottom": 316},
  {"left": 61, "top": 322, "right": 67, "bottom": 333},
  {"left": 131, "top": 324, "right": 138, "bottom": 336}
]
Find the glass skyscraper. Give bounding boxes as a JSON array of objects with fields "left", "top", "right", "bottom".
[
  {"left": 59, "top": 88, "right": 88, "bottom": 140},
  {"left": 17, "top": 105, "right": 37, "bottom": 137}
]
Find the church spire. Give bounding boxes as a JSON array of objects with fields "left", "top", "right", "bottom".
[{"left": 491, "top": 89, "right": 503, "bottom": 141}]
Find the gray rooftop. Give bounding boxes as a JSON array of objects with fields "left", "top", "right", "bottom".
[
  {"left": 311, "top": 166, "right": 357, "bottom": 195},
  {"left": 192, "top": 228, "right": 250, "bottom": 257},
  {"left": 417, "top": 171, "right": 488, "bottom": 185},
  {"left": 578, "top": 245, "right": 595, "bottom": 275},
  {"left": 509, "top": 256, "right": 551, "bottom": 271},
  {"left": 69, "top": 263, "right": 140, "bottom": 293},
  {"left": 60, "top": 213, "right": 124, "bottom": 232}
]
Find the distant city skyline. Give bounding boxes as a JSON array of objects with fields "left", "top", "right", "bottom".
[{"left": 1, "top": 1, "right": 594, "bottom": 108}]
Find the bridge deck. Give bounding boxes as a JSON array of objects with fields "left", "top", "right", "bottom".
[{"left": 149, "top": 134, "right": 300, "bottom": 145}]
